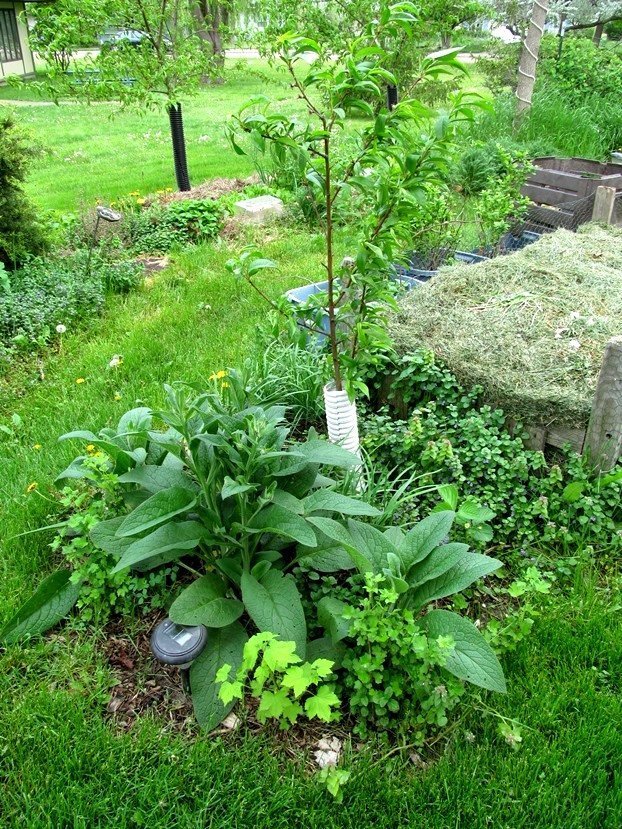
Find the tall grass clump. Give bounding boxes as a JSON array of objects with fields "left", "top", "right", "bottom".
[{"left": 471, "top": 86, "right": 622, "bottom": 159}]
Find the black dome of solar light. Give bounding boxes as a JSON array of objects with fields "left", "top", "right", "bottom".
[
  {"left": 151, "top": 618, "right": 208, "bottom": 667},
  {"left": 151, "top": 619, "right": 208, "bottom": 694}
]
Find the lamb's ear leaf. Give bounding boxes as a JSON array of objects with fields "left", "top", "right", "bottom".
[
  {"left": 0, "top": 570, "right": 82, "bottom": 644},
  {"left": 190, "top": 622, "right": 248, "bottom": 730},
  {"left": 419, "top": 609, "right": 506, "bottom": 693}
]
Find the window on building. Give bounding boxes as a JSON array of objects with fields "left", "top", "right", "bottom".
[{"left": 0, "top": 8, "right": 23, "bottom": 63}]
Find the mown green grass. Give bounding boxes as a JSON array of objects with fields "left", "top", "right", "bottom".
[
  {"left": 1, "top": 574, "right": 620, "bottom": 828},
  {"left": 0, "top": 60, "right": 297, "bottom": 212}
]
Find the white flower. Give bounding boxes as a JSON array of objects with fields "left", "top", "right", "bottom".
[
  {"left": 56, "top": 324, "right": 67, "bottom": 334},
  {"left": 570, "top": 310, "right": 581, "bottom": 320},
  {"left": 568, "top": 339, "right": 581, "bottom": 352},
  {"left": 109, "top": 354, "right": 123, "bottom": 368},
  {"left": 554, "top": 327, "right": 566, "bottom": 340}
]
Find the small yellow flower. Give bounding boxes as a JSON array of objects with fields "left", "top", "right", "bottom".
[
  {"left": 114, "top": 392, "right": 122, "bottom": 401},
  {"left": 221, "top": 381, "right": 230, "bottom": 389},
  {"left": 33, "top": 444, "right": 42, "bottom": 450},
  {"left": 26, "top": 482, "right": 38, "bottom": 493},
  {"left": 76, "top": 377, "right": 86, "bottom": 384},
  {"left": 86, "top": 444, "right": 96, "bottom": 453},
  {"left": 136, "top": 197, "right": 146, "bottom": 206},
  {"left": 128, "top": 190, "right": 140, "bottom": 197}
]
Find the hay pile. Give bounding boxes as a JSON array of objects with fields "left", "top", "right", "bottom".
[{"left": 390, "top": 224, "right": 622, "bottom": 427}]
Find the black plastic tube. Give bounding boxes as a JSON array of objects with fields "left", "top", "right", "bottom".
[{"left": 167, "top": 102, "right": 191, "bottom": 192}]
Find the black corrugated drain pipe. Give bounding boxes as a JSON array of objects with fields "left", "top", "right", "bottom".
[{"left": 167, "top": 102, "right": 191, "bottom": 192}]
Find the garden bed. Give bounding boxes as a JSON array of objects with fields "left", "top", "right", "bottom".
[{"left": 389, "top": 223, "right": 622, "bottom": 429}]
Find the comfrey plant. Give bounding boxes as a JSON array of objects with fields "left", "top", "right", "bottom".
[
  {"left": 2, "top": 374, "right": 506, "bottom": 731},
  {"left": 225, "top": 1, "right": 485, "bottom": 451}
]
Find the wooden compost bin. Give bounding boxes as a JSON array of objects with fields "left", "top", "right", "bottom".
[{"left": 523, "top": 157, "right": 622, "bottom": 230}]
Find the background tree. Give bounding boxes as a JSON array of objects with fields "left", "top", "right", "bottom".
[
  {"left": 515, "top": 0, "right": 550, "bottom": 117},
  {"left": 43, "top": 0, "right": 212, "bottom": 191},
  {"left": 29, "top": 0, "right": 109, "bottom": 73}
]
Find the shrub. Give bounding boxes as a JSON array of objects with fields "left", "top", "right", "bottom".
[
  {"left": 0, "top": 117, "right": 51, "bottom": 268},
  {"left": 340, "top": 575, "right": 465, "bottom": 740},
  {"left": 540, "top": 36, "right": 622, "bottom": 102},
  {"left": 51, "top": 454, "right": 176, "bottom": 624},
  {"left": 119, "top": 198, "right": 226, "bottom": 253}
]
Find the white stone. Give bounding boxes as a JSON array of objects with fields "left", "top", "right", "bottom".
[{"left": 234, "top": 195, "right": 284, "bottom": 224}]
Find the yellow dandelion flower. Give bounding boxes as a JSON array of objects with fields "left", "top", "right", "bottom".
[
  {"left": 33, "top": 444, "right": 42, "bottom": 450},
  {"left": 216, "top": 370, "right": 227, "bottom": 379},
  {"left": 86, "top": 444, "right": 96, "bottom": 453},
  {"left": 114, "top": 392, "right": 122, "bottom": 401},
  {"left": 26, "top": 482, "right": 38, "bottom": 493},
  {"left": 76, "top": 377, "right": 86, "bottom": 384},
  {"left": 128, "top": 190, "right": 140, "bottom": 197},
  {"left": 136, "top": 198, "right": 146, "bottom": 206}
]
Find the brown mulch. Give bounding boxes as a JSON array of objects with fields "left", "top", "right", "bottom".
[
  {"left": 153, "top": 175, "right": 259, "bottom": 205},
  {"left": 100, "top": 613, "right": 196, "bottom": 735}
]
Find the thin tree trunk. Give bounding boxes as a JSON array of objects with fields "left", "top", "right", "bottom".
[
  {"left": 515, "top": 0, "right": 550, "bottom": 119},
  {"left": 191, "top": 0, "right": 226, "bottom": 77},
  {"left": 593, "top": 21, "right": 605, "bottom": 45}
]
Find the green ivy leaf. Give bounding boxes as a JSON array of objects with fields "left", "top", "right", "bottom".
[{"left": 304, "top": 685, "right": 340, "bottom": 721}]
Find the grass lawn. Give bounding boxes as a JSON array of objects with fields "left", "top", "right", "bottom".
[
  {"left": 0, "top": 60, "right": 298, "bottom": 212},
  {"left": 1, "top": 59, "right": 620, "bottom": 828}
]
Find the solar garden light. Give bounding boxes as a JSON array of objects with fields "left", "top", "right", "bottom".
[
  {"left": 86, "top": 205, "right": 123, "bottom": 278},
  {"left": 150, "top": 618, "right": 208, "bottom": 693}
]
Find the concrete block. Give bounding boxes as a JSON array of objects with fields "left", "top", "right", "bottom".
[{"left": 234, "top": 195, "right": 284, "bottom": 223}]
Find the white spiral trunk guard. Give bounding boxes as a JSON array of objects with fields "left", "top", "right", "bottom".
[{"left": 323, "top": 383, "right": 360, "bottom": 457}]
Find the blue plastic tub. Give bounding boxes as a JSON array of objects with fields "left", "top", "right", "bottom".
[
  {"left": 392, "top": 250, "right": 488, "bottom": 282},
  {"left": 286, "top": 270, "right": 422, "bottom": 340}
]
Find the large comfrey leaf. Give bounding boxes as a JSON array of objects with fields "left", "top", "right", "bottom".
[
  {"left": 58, "top": 431, "right": 140, "bottom": 473},
  {"left": 292, "top": 439, "right": 360, "bottom": 469},
  {"left": 247, "top": 504, "right": 317, "bottom": 548},
  {"left": 345, "top": 519, "right": 398, "bottom": 574},
  {"left": 241, "top": 569, "right": 307, "bottom": 659},
  {"left": 118, "top": 465, "right": 198, "bottom": 494},
  {"left": 407, "top": 543, "right": 471, "bottom": 587},
  {"left": 0, "top": 570, "right": 82, "bottom": 644},
  {"left": 419, "top": 609, "right": 506, "bottom": 693},
  {"left": 296, "top": 542, "right": 355, "bottom": 573},
  {"left": 116, "top": 486, "right": 197, "bottom": 538},
  {"left": 301, "top": 490, "right": 381, "bottom": 517},
  {"left": 111, "top": 521, "right": 205, "bottom": 573},
  {"left": 399, "top": 511, "right": 456, "bottom": 571},
  {"left": 306, "top": 516, "right": 374, "bottom": 574},
  {"left": 90, "top": 517, "right": 134, "bottom": 559},
  {"left": 408, "top": 553, "right": 502, "bottom": 611},
  {"left": 190, "top": 622, "right": 248, "bottom": 731},
  {"left": 169, "top": 574, "right": 244, "bottom": 628},
  {"left": 317, "top": 597, "right": 352, "bottom": 644}
]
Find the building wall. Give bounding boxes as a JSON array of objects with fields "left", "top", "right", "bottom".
[{"left": 0, "top": 2, "right": 35, "bottom": 80}]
